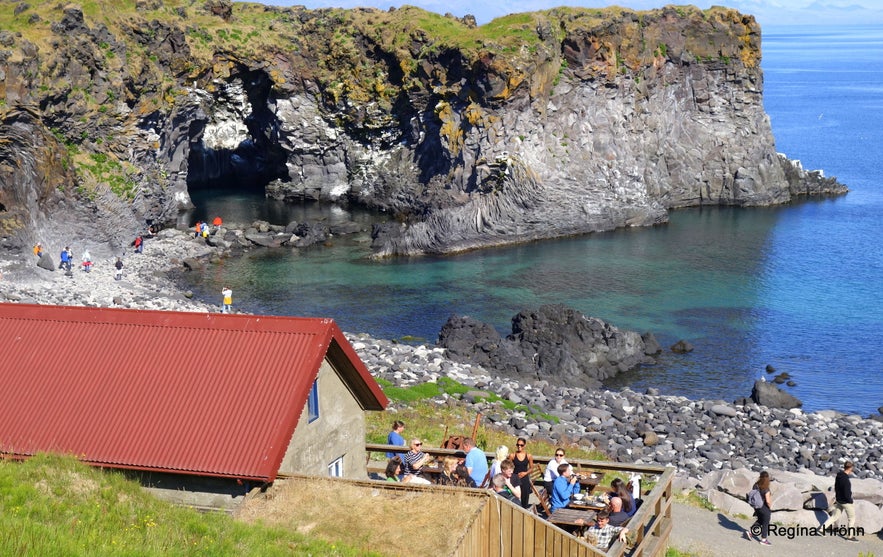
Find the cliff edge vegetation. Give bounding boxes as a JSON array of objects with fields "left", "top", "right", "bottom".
[{"left": 0, "top": 1, "right": 845, "bottom": 257}]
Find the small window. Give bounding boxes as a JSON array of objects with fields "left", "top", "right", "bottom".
[
  {"left": 328, "top": 456, "right": 344, "bottom": 477},
  {"left": 308, "top": 380, "right": 319, "bottom": 423}
]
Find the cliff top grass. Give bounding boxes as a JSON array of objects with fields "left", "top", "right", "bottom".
[{"left": 0, "top": 1, "right": 758, "bottom": 71}]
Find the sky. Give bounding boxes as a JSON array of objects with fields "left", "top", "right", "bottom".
[{"left": 251, "top": 0, "right": 883, "bottom": 27}]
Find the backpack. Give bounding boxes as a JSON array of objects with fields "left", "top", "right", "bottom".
[{"left": 747, "top": 487, "right": 764, "bottom": 509}]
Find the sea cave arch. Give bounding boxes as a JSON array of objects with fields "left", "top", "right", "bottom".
[{"left": 186, "top": 69, "right": 290, "bottom": 194}]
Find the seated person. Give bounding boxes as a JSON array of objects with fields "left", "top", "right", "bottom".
[
  {"left": 401, "top": 438, "right": 428, "bottom": 477},
  {"left": 544, "top": 447, "right": 568, "bottom": 494},
  {"left": 489, "top": 445, "right": 509, "bottom": 479},
  {"left": 498, "top": 459, "right": 522, "bottom": 500},
  {"left": 385, "top": 457, "right": 403, "bottom": 481},
  {"left": 491, "top": 473, "right": 520, "bottom": 504},
  {"left": 550, "top": 464, "right": 581, "bottom": 513},
  {"left": 399, "top": 439, "right": 432, "bottom": 485},
  {"left": 609, "top": 477, "right": 636, "bottom": 516},
  {"left": 584, "top": 510, "right": 629, "bottom": 550},
  {"left": 436, "top": 456, "right": 460, "bottom": 486},
  {"left": 607, "top": 496, "right": 630, "bottom": 527},
  {"left": 453, "top": 464, "right": 477, "bottom": 488}
]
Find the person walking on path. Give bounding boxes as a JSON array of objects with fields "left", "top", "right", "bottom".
[
  {"left": 81, "top": 249, "right": 92, "bottom": 273},
  {"left": 114, "top": 257, "right": 123, "bottom": 281},
  {"left": 134, "top": 235, "right": 143, "bottom": 253},
  {"left": 511, "top": 436, "right": 534, "bottom": 509},
  {"left": 824, "top": 460, "right": 858, "bottom": 541},
  {"left": 744, "top": 470, "right": 773, "bottom": 546},
  {"left": 221, "top": 286, "right": 233, "bottom": 313}
]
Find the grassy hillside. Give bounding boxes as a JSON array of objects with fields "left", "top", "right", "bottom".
[{"left": 0, "top": 454, "right": 375, "bottom": 556}]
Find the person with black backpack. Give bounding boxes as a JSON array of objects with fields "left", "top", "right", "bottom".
[{"left": 744, "top": 470, "right": 773, "bottom": 546}]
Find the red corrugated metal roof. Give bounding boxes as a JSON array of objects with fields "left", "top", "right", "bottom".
[{"left": 0, "top": 303, "right": 388, "bottom": 482}]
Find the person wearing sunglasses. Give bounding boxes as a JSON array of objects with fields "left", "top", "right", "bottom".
[
  {"left": 544, "top": 448, "right": 569, "bottom": 495},
  {"left": 401, "top": 439, "right": 431, "bottom": 484},
  {"left": 511, "top": 437, "right": 534, "bottom": 508}
]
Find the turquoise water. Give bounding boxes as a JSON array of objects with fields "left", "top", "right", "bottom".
[{"left": 179, "top": 26, "right": 883, "bottom": 416}]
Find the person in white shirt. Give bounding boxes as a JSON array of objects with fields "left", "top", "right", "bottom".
[{"left": 544, "top": 447, "right": 568, "bottom": 494}]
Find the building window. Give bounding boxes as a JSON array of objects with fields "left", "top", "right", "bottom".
[
  {"left": 328, "top": 456, "right": 344, "bottom": 477},
  {"left": 308, "top": 380, "right": 319, "bottom": 423}
]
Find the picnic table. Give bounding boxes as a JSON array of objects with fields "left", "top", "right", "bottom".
[
  {"left": 548, "top": 507, "right": 597, "bottom": 528},
  {"left": 568, "top": 497, "right": 607, "bottom": 512},
  {"left": 576, "top": 471, "right": 604, "bottom": 492}
]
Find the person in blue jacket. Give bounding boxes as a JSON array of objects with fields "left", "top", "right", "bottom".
[{"left": 550, "top": 463, "right": 581, "bottom": 512}]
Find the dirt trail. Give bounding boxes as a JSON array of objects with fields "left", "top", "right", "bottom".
[{"left": 669, "top": 501, "right": 883, "bottom": 557}]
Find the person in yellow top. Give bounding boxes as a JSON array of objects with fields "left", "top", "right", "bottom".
[{"left": 221, "top": 286, "right": 232, "bottom": 313}]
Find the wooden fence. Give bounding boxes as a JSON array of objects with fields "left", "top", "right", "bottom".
[{"left": 366, "top": 444, "right": 674, "bottom": 557}]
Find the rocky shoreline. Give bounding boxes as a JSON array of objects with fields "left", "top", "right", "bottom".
[{"left": 3, "top": 227, "right": 883, "bottom": 530}]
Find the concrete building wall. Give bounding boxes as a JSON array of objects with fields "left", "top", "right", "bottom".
[{"left": 278, "top": 358, "right": 369, "bottom": 479}]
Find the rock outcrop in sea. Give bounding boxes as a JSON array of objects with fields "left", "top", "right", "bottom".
[
  {"left": 0, "top": 2, "right": 847, "bottom": 259},
  {"left": 438, "top": 305, "right": 657, "bottom": 388}
]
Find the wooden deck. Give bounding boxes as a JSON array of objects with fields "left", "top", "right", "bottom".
[{"left": 366, "top": 444, "right": 674, "bottom": 557}]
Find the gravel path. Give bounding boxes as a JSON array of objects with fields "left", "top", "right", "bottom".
[{"left": 670, "top": 501, "right": 883, "bottom": 556}]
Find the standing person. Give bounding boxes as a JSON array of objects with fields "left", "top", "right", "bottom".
[
  {"left": 385, "top": 420, "right": 406, "bottom": 460},
  {"left": 60, "top": 247, "right": 72, "bottom": 271},
  {"left": 744, "top": 470, "right": 773, "bottom": 546},
  {"left": 194, "top": 221, "right": 202, "bottom": 238},
  {"left": 462, "top": 437, "right": 488, "bottom": 488},
  {"left": 114, "top": 257, "right": 123, "bottom": 281},
  {"left": 221, "top": 286, "right": 232, "bottom": 313},
  {"left": 544, "top": 447, "right": 568, "bottom": 495},
  {"left": 824, "top": 460, "right": 858, "bottom": 541},
  {"left": 134, "top": 235, "right": 143, "bottom": 253},
  {"left": 81, "top": 249, "right": 92, "bottom": 273},
  {"left": 511, "top": 437, "right": 534, "bottom": 508}
]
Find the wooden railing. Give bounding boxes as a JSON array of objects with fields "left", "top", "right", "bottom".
[{"left": 366, "top": 444, "right": 674, "bottom": 557}]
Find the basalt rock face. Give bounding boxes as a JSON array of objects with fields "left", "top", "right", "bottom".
[
  {"left": 438, "top": 305, "right": 654, "bottom": 388},
  {"left": 0, "top": 3, "right": 847, "bottom": 256}
]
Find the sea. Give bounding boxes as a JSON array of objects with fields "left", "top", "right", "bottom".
[{"left": 179, "top": 25, "right": 883, "bottom": 417}]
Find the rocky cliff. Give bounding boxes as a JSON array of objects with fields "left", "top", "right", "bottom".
[{"left": 0, "top": 1, "right": 846, "bottom": 257}]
